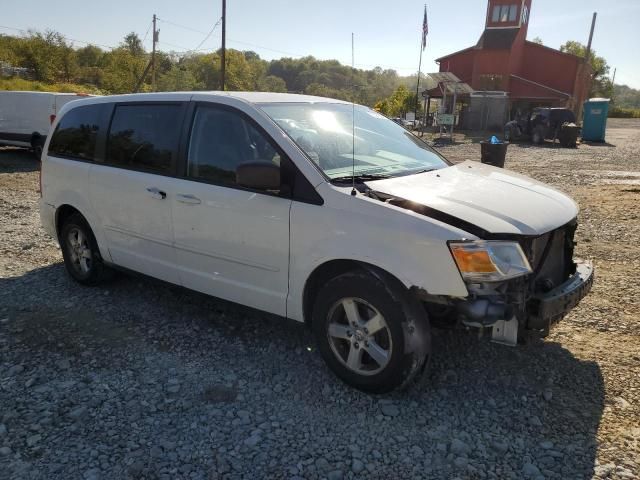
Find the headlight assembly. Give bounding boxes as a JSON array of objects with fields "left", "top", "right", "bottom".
[{"left": 448, "top": 240, "right": 532, "bottom": 282}]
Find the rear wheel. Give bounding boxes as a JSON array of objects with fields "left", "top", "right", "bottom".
[
  {"left": 312, "top": 270, "right": 430, "bottom": 393},
  {"left": 532, "top": 126, "right": 544, "bottom": 145},
  {"left": 31, "top": 135, "right": 44, "bottom": 160},
  {"left": 59, "top": 213, "right": 112, "bottom": 285}
]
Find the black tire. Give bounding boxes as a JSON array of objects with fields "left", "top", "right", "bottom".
[
  {"left": 504, "top": 127, "right": 512, "bottom": 142},
  {"left": 532, "top": 126, "right": 544, "bottom": 145},
  {"left": 312, "top": 269, "right": 431, "bottom": 393},
  {"left": 59, "top": 213, "right": 113, "bottom": 286},
  {"left": 31, "top": 135, "right": 44, "bottom": 160}
]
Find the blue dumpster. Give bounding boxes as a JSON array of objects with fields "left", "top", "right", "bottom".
[{"left": 582, "top": 98, "right": 610, "bottom": 142}]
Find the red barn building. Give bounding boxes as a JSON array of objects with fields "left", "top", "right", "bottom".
[{"left": 433, "top": 0, "right": 590, "bottom": 129}]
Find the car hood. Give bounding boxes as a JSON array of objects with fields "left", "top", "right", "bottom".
[{"left": 364, "top": 161, "right": 578, "bottom": 236}]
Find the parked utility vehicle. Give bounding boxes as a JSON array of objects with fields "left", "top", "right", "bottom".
[
  {"left": 504, "top": 107, "right": 576, "bottom": 144},
  {"left": 0, "top": 91, "right": 91, "bottom": 155},
  {"left": 39, "top": 92, "right": 594, "bottom": 392}
]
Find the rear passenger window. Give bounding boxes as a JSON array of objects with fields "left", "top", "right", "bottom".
[
  {"left": 49, "top": 104, "right": 103, "bottom": 160},
  {"left": 107, "top": 104, "right": 181, "bottom": 174},
  {"left": 187, "top": 106, "right": 281, "bottom": 185}
]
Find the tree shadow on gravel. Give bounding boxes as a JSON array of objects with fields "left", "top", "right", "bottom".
[
  {"left": 1, "top": 264, "right": 605, "bottom": 479},
  {"left": 0, "top": 147, "right": 39, "bottom": 173}
]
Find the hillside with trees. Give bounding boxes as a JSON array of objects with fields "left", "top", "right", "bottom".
[
  {"left": 2, "top": 30, "right": 635, "bottom": 117},
  {"left": 0, "top": 30, "right": 422, "bottom": 117}
]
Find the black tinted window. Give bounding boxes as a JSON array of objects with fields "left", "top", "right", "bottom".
[
  {"left": 187, "top": 106, "right": 280, "bottom": 185},
  {"left": 107, "top": 104, "right": 181, "bottom": 173},
  {"left": 49, "top": 104, "right": 103, "bottom": 160}
]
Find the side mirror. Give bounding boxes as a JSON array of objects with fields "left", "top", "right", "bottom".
[{"left": 236, "top": 161, "right": 280, "bottom": 191}]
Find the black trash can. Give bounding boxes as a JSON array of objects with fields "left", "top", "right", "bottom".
[
  {"left": 559, "top": 122, "right": 580, "bottom": 148},
  {"left": 480, "top": 141, "right": 509, "bottom": 168}
]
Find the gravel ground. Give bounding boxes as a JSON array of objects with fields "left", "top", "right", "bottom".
[{"left": 1, "top": 119, "right": 639, "bottom": 480}]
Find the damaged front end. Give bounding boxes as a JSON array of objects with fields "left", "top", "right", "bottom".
[
  {"left": 449, "top": 219, "right": 593, "bottom": 345},
  {"left": 367, "top": 190, "right": 594, "bottom": 346}
]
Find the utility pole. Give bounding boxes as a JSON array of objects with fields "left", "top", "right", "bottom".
[
  {"left": 577, "top": 12, "right": 597, "bottom": 121},
  {"left": 152, "top": 14, "right": 158, "bottom": 92},
  {"left": 611, "top": 67, "right": 616, "bottom": 89},
  {"left": 610, "top": 67, "right": 617, "bottom": 101},
  {"left": 220, "top": 0, "right": 226, "bottom": 91},
  {"left": 585, "top": 12, "right": 597, "bottom": 64}
]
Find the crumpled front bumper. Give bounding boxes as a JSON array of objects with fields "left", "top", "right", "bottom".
[{"left": 527, "top": 260, "right": 594, "bottom": 331}]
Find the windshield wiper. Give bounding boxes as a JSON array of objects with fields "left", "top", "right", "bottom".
[
  {"left": 332, "top": 173, "right": 392, "bottom": 183},
  {"left": 401, "top": 168, "right": 437, "bottom": 176}
]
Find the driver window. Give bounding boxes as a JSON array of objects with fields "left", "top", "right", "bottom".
[{"left": 188, "top": 106, "right": 281, "bottom": 185}]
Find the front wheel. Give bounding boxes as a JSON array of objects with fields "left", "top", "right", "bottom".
[{"left": 312, "top": 270, "right": 430, "bottom": 393}]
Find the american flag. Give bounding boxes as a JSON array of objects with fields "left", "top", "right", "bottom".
[{"left": 422, "top": 5, "right": 428, "bottom": 50}]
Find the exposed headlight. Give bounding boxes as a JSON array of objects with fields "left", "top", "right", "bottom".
[{"left": 448, "top": 240, "right": 532, "bottom": 282}]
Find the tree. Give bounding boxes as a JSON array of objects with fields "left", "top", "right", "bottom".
[
  {"left": 157, "top": 65, "right": 200, "bottom": 91},
  {"left": 122, "top": 32, "right": 144, "bottom": 57},
  {"left": 614, "top": 84, "right": 640, "bottom": 109},
  {"left": 15, "top": 30, "right": 67, "bottom": 82},
  {"left": 224, "top": 49, "right": 254, "bottom": 90},
  {"left": 531, "top": 36, "right": 544, "bottom": 45},
  {"left": 101, "top": 47, "right": 146, "bottom": 93},
  {"left": 76, "top": 45, "right": 103, "bottom": 67},
  {"left": 259, "top": 75, "right": 287, "bottom": 92},
  {"left": 560, "top": 40, "right": 611, "bottom": 98},
  {"left": 0, "top": 29, "right": 440, "bottom": 109}
]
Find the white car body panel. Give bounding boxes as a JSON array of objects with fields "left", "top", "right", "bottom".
[
  {"left": 0, "top": 91, "right": 90, "bottom": 147},
  {"left": 39, "top": 157, "right": 113, "bottom": 260},
  {"left": 287, "top": 182, "right": 472, "bottom": 321},
  {"left": 171, "top": 178, "right": 291, "bottom": 317},
  {"left": 39, "top": 91, "right": 582, "bottom": 327},
  {"left": 365, "top": 161, "right": 578, "bottom": 236},
  {"left": 88, "top": 165, "right": 180, "bottom": 284}
]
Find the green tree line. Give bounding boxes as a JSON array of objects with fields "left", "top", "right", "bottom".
[
  {"left": 0, "top": 29, "right": 421, "bottom": 116},
  {"left": 2, "top": 30, "right": 634, "bottom": 117}
]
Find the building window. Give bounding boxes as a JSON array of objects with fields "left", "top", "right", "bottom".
[{"left": 491, "top": 4, "right": 518, "bottom": 23}]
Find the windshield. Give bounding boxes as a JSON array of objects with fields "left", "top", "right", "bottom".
[{"left": 259, "top": 103, "right": 448, "bottom": 180}]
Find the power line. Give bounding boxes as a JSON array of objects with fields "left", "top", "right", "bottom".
[
  {"left": 141, "top": 20, "right": 153, "bottom": 46},
  {"left": 0, "top": 23, "right": 420, "bottom": 73},
  {"left": 192, "top": 17, "right": 222, "bottom": 53},
  {"left": 155, "top": 17, "right": 209, "bottom": 36},
  {"left": 157, "top": 40, "right": 193, "bottom": 51},
  {"left": 0, "top": 24, "right": 116, "bottom": 50}
]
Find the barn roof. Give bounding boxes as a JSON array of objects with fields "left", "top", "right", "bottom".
[{"left": 477, "top": 28, "right": 520, "bottom": 49}]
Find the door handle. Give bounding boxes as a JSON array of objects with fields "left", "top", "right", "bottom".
[
  {"left": 176, "top": 194, "right": 201, "bottom": 205},
  {"left": 146, "top": 187, "right": 166, "bottom": 200}
]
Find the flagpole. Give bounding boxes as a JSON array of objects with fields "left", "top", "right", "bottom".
[
  {"left": 414, "top": 4, "right": 426, "bottom": 123},
  {"left": 414, "top": 37, "right": 423, "bottom": 123}
]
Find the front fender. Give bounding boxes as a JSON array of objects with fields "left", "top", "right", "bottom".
[{"left": 287, "top": 184, "right": 470, "bottom": 321}]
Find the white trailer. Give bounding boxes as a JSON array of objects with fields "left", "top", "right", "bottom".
[{"left": 0, "top": 91, "right": 92, "bottom": 155}]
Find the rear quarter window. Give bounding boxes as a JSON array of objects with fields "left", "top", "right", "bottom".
[
  {"left": 106, "top": 104, "right": 182, "bottom": 174},
  {"left": 48, "top": 104, "right": 104, "bottom": 160}
]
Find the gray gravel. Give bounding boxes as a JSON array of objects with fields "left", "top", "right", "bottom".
[{"left": 1, "top": 121, "right": 639, "bottom": 480}]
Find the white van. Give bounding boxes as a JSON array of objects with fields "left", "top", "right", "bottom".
[
  {"left": 0, "top": 91, "right": 91, "bottom": 155},
  {"left": 39, "top": 92, "right": 594, "bottom": 392}
]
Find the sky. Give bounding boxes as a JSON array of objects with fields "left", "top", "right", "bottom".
[{"left": 2, "top": 0, "right": 640, "bottom": 88}]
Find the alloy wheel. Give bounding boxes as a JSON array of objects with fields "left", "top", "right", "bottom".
[
  {"left": 66, "top": 227, "right": 92, "bottom": 275},
  {"left": 326, "top": 297, "right": 393, "bottom": 376}
]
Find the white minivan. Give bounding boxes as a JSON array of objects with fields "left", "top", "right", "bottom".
[
  {"left": 39, "top": 92, "right": 594, "bottom": 392},
  {"left": 0, "top": 91, "right": 91, "bottom": 155}
]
